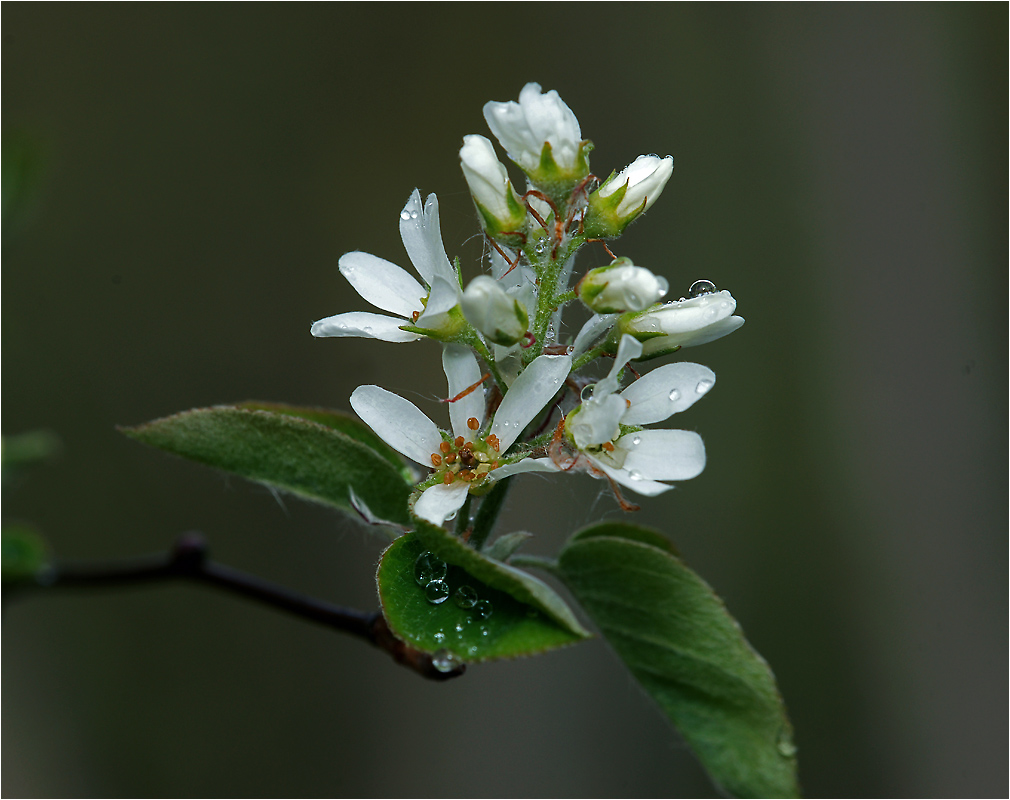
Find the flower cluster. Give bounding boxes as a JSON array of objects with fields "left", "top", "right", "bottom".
[{"left": 312, "top": 83, "right": 743, "bottom": 525}]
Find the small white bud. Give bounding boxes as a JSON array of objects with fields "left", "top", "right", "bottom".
[
  {"left": 585, "top": 155, "right": 674, "bottom": 237},
  {"left": 461, "top": 275, "right": 529, "bottom": 346},
  {"left": 460, "top": 135, "right": 528, "bottom": 235},
  {"left": 579, "top": 258, "right": 669, "bottom": 314}
]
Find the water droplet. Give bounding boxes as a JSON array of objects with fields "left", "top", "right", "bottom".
[
  {"left": 776, "top": 730, "right": 798, "bottom": 758},
  {"left": 468, "top": 645, "right": 478, "bottom": 656},
  {"left": 410, "top": 210, "right": 419, "bottom": 219},
  {"left": 446, "top": 509, "right": 458, "bottom": 521},
  {"left": 628, "top": 292, "right": 639, "bottom": 307},
  {"left": 474, "top": 600, "right": 493, "bottom": 619},
  {"left": 433, "top": 631, "right": 446, "bottom": 643},
  {"left": 534, "top": 241, "right": 547, "bottom": 255},
  {"left": 481, "top": 628, "right": 489, "bottom": 637},
  {"left": 454, "top": 622, "right": 464, "bottom": 633},
  {"left": 628, "top": 470, "right": 643, "bottom": 481},
  {"left": 400, "top": 210, "right": 412, "bottom": 221},
  {"left": 688, "top": 279, "right": 717, "bottom": 298},
  {"left": 631, "top": 436, "right": 641, "bottom": 446},
  {"left": 425, "top": 579, "right": 450, "bottom": 605},
  {"left": 465, "top": 616, "right": 473, "bottom": 625},
  {"left": 453, "top": 585, "right": 478, "bottom": 609},
  {"left": 431, "top": 649, "right": 460, "bottom": 673},
  {"left": 580, "top": 384, "right": 595, "bottom": 402},
  {"left": 695, "top": 379, "right": 713, "bottom": 395},
  {"left": 668, "top": 388, "right": 680, "bottom": 402},
  {"left": 414, "top": 551, "right": 447, "bottom": 586}
]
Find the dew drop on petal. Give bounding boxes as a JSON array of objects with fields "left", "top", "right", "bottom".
[
  {"left": 688, "top": 279, "right": 717, "bottom": 298},
  {"left": 695, "top": 379, "right": 714, "bottom": 395},
  {"left": 628, "top": 470, "right": 643, "bottom": 481},
  {"left": 425, "top": 580, "right": 450, "bottom": 604},
  {"left": 474, "top": 600, "right": 493, "bottom": 619},
  {"left": 631, "top": 436, "right": 641, "bottom": 445},
  {"left": 453, "top": 585, "right": 478, "bottom": 609},
  {"left": 668, "top": 388, "right": 680, "bottom": 402},
  {"left": 414, "top": 551, "right": 447, "bottom": 586},
  {"left": 400, "top": 210, "right": 412, "bottom": 221},
  {"left": 410, "top": 210, "right": 419, "bottom": 219},
  {"left": 446, "top": 509, "right": 458, "bottom": 521},
  {"left": 431, "top": 649, "right": 460, "bottom": 673}
]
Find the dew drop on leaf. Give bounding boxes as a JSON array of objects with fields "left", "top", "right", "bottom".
[
  {"left": 453, "top": 585, "right": 478, "bottom": 609},
  {"left": 474, "top": 600, "right": 493, "bottom": 620},
  {"left": 432, "top": 650, "right": 461, "bottom": 673},
  {"left": 425, "top": 579, "right": 450, "bottom": 604},
  {"left": 414, "top": 551, "right": 447, "bottom": 586}
]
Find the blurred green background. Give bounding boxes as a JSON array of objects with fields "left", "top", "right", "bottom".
[{"left": 3, "top": 4, "right": 1006, "bottom": 797}]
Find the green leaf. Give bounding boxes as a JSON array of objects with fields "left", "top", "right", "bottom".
[
  {"left": 377, "top": 533, "right": 587, "bottom": 662},
  {"left": 411, "top": 516, "right": 590, "bottom": 639},
  {"left": 121, "top": 406, "right": 411, "bottom": 525},
  {"left": 557, "top": 522, "right": 799, "bottom": 798},
  {"left": 234, "top": 401, "right": 414, "bottom": 482},
  {"left": 2, "top": 523, "right": 49, "bottom": 581}
]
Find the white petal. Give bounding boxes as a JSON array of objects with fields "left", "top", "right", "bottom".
[
  {"left": 572, "top": 313, "right": 618, "bottom": 357},
  {"left": 569, "top": 393, "right": 627, "bottom": 449},
  {"left": 490, "top": 354, "right": 571, "bottom": 452},
  {"left": 614, "top": 430, "right": 706, "bottom": 481},
  {"left": 678, "top": 315, "right": 746, "bottom": 348},
  {"left": 620, "top": 363, "right": 716, "bottom": 425},
  {"left": 350, "top": 385, "right": 443, "bottom": 466},
  {"left": 590, "top": 458, "right": 672, "bottom": 497},
  {"left": 399, "top": 190, "right": 454, "bottom": 287},
  {"left": 310, "top": 312, "right": 421, "bottom": 343},
  {"left": 442, "top": 344, "right": 484, "bottom": 440},
  {"left": 338, "top": 251, "right": 426, "bottom": 318},
  {"left": 488, "top": 457, "right": 561, "bottom": 480},
  {"left": 413, "top": 482, "right": 470, "bottom": 526},
  {"left": 416, "top": 275, "right": 462, "bottom": 329},
  {"left": 594, "top": 334, "right": 643, "bottom": 397}
]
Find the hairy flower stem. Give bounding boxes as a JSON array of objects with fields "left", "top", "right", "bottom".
[{"left": 6, "top": 532, "right": 465, "bottom": 682}]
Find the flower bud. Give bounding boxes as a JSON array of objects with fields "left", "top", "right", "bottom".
[
  {"left": 618, "top": 289, "right": 744, "bottom": 359},
  {"left": 483, "top": 83, "right": 591, "bottom": 195},
  {"left": 461, "top": 275, "right": 529, "bottom": 346},
  {"left": 460, "top": 135, "right": 528, "bottom": 237},
  {"left": 584, "top": 155, "right": 674, "bottom": 238},
  {"left": 578, "top": 257, "right": 668, "bottom": 314}
]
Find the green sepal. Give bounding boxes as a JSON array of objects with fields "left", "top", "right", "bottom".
[
  {"left": 410, "top": 515, "right": 590, "bottom": 639},
  {"left": 523, "top": 139, "right": 593, "bottom": 204},
  {"left": 470, "top": 184, "right": 528, "bottom": 244},
  {"left": 607, "top": 316, "right": 681, "bottom": 361},
  {"left": 400, "top": 305, "right": 469, "bottom": 342},
  {"left": 376, "top": 532, "right": 589, "bottom": 662},
  {"left": 2, "top": 523, "right": 50, "bottom": 582},
  {"left": 121, "top": 406, "right": 412, "bottom": 525},
  {"left": 582, "top": 174, "right": 646, "bottom": 239},
  {"left": 556, "top": 522, "right": 799, "bottom": 798}
]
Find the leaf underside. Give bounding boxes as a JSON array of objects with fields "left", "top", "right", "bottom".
[
  {"left": 377, "top": 533, "right": 587, "bottom": 662},
  {"left": 557, "top": 522, "right": 799, "bottom": 799},
  {"left": 122, "top": 405, "right": 412, "bottom": 525}
]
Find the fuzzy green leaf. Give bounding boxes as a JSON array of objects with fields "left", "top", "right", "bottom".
[
  {"left": 121, "top": 406, "right": 411, "bottom": 525},
  {"left": 2, "top": 523, "right": 49, "bottom": 582},
  {"left": 234, "top": 401, "right": 414, "bottom": 481},
  {"left": 411, "top": 516, "right": 590, "bottom": 639},
  {"left": 557, "top": 522, "right": 799, "bottom": 798},
  {"left": 377, "top": 533, "right": 586, "bottom": 662}
]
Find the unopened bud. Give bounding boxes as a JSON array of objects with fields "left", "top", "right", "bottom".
[
  {"left": 460, "top": 135, "right": 527, "bottom": 237},
  {"left": 584, "top": 155, "right": 674, "bottom": 238},
  {"left": 461, "top": 276, "right": 529, "bottom": 346},
  {"left": 578, "top": 257, "right": 668, "bottom": 314}
]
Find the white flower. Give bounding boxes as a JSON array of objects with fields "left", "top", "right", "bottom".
[
  {"left": 578, "top": 258, "right": 669, "bottom": 313},
  {"left": 620, "top": 289, "right": 745, "bottom": 357},
  {"left": 483, "top": 82, "right": 583, "bottom": 174},
  {"left": 460, "top": 135, "right": 527, "bottom": 233},
  {"left": 350, "top": 347, "right": 572, "bottom": 525},
  {"left": 558, "top": 334, "right": 710, "bottom": 497},
  {"left": 310, "top": 190, "right": 462, "bottom": 343},
  {"left": 461, "top": 275, "right": 529, "bottom": 346},
  {"left": 598, "top": 155, "right": 674, "bottom": 217}
]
